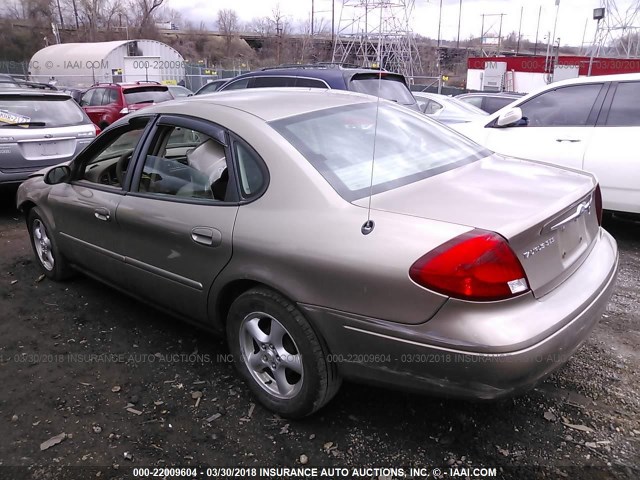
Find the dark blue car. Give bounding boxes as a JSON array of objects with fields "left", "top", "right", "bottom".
[{"left": 207, "top": 63, "right": 419, "bottom": 111}]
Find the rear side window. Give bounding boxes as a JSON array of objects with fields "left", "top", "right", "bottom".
[
  {"left": 105, "top": 89, "right": 119, "bottom": 105},
  {"left": 349, "top": 74, "right": 417, "bottom": 107},
  {"left": 460, "top": 96, "right": 483, "bottom": 109},
  {"left": 123, "top": 87, "right": 172, "bottom": 105},
  {"left": 605, "top": 82, "right": 640, "bottom": 126},
  {"left": 89, "top": 88, "right": 106, "bottom": 106},
  {"left": 251, "top": 76, "right": 296, "bottom": 88},
  {"left": 483, "top": 96, "right": 514, "bottom": 114},
  {"left": 519, "top": 84, "right": 603, "bottom": 127},
  {"left": 234, "top": 141, "right": 266, "bottom": 198},
  {"left": 295, "top": 77, "right": 328, "bottom": 88},
  {"left": 271, "top": 102, "right": 489, "bottom": 200},
  {"left": 0, "top": 96, "right": 88, "bottom": 128}
]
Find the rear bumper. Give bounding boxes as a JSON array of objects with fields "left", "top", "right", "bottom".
[
  {"left": 300, "top": 229, "right": 618, "bottom": 399},
  {"left": 0, "top": 166, "right": 46, "bottom": 184}
]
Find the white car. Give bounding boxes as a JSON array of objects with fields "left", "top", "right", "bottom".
[
  {"left": 453, "top": 73, "right": 640, "bottom": 214},
  {"left": 413, "top": 91, "right": 488, "bottom": 124}
]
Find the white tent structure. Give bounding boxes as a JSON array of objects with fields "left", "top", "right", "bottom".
[{"left": 29, "top": 40, "right": 185, "bottom": 87}]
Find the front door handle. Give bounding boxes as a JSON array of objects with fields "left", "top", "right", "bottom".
[
  {"left": 94, "top": 207, "right": 111, "bottom": 221},
  {"left": 555, "top": 138, "right": 581, "bottom": 143},
  {"left": 191, "top": 227, "right": 222, "bottom": 247}
]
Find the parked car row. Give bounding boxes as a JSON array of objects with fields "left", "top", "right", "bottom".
[{"left": 4, "top": 65, "right": 630, "bottom": 418}]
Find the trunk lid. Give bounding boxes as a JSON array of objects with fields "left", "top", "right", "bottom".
[{"left": 354, "top": 155, "right": 599, "bottom": 298}]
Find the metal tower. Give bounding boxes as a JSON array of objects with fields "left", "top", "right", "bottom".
[
  {"left": 479, "top": 13, "right": 505, "bottom": 57},
  {"left": 591, "top": 0, "right": 640, "bottom": 58},
  {"left": 332, "top": 0, "right": 421, "bottom": 78}
]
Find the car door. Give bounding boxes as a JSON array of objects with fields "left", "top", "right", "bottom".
[
  {"left": 80, "top": 88, "right": 107, "bottom": 126},
  {"left": 115, "top": 115, "right": 239, "bottom": 322},
  {"left": 47, "top": 116, "right": 154, "bottom": 286},
  {"left": 481, "top": 83, "right": 608, "bottom": 170},
  {"left": 584, "top": 80, "right": 640, "bottom": 213}
]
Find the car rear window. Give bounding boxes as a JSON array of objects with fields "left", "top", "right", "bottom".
[
  {"left": 124, "top": 87, "right": 172, "bottom": 104},
  {"left": 348, "top": 74, "right": 417, "bottom": 108},
  {"left": 0, "top": 95, "right": 88, "bottom": 128},
  {"left": 271, "top": 102, "right": 490, "bottom": 200}
]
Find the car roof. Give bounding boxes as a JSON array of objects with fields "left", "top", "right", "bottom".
[
  {"left": 457, "top": 92, "right": 524, "bottom": 98},
  {"left": 544, "top": 72, "right": 640, "bottom": 87},
  {"left": 133, "top": 88, "right": 385, "bottom": 123},
  {"left": 225, "top": 64, "right": 406, "bottom": 88},
  {"left": 0, "top": 89, "right": 72, "bottom": 99}
]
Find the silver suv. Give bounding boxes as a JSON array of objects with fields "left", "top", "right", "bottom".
[{"left": 0, "top": 88, "right": 97, "bottom": 184}]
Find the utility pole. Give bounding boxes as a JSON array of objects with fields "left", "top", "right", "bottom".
[
  {"left": 456, "top": 0, "right": 462, "bottom": 49},
  {"left": 331, "top": 0, "right": 335, "bottom": 47},
  {"left": 497, "top": 13, "right": 504, "bottom": 53},
  {"left": 437, "top": 0, "right": 443, "bottom": 93},
  {"left": 516, "top": 7, "right": 523, "bottom": 54},
  {"left": 534, "top": 5, "right": 541, "bottom": 55},
  {"left": 311, "top": 0, "right": 315, "bottom": 36}
]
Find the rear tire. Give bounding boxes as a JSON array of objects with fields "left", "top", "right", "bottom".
[
  {"left": 227, "top": 287, "right": 341, "bottom": 418},
  {"left": 27, "top": 207, "right": 73, "bottom": 281}
]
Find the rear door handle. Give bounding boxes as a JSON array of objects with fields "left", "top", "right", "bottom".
[
  {"left": 555, "top": 138, "right": 581, "bottom": 143},
  {"left": 94, "top": 207, "right": 111, "bottom": 221},
  {"left": 191, "top": 227, "right": 222, "bottom": 247}
]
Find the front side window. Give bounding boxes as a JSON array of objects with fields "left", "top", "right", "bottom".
[
  {"left": 271, "top": 103, "right": 489, "bottom": 200},
  {"left": 137, "top": 126, "right": 230, "bottom": 201},
  {"left": 605, "top": 82, "right": 640, "bottom": 126},
  {"left": 80, "top": 123, "right": 149, "bottom": 186},
  {"left": 221, "top": 78, "right": 250, "bottom": 90},
  {"left": 518, "top": 84, "right": 603, "bottom": 127}
]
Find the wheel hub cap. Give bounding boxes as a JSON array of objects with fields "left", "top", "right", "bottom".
[{"left": 240, "top": 312, "right": 303, "bottom": 399}]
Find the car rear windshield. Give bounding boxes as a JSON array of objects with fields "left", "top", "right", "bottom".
[
  {"left": 0, "top": 95, "right": 88, "bottom": 128},
  {"left": 349, "top": 74, "right": 417, "bottom": 108},
  {"left": 271, "top": 102, "right": 490, "bottom": 200},
  {"left": 124, "top": 87, "right": 172, "bottom": 104}
]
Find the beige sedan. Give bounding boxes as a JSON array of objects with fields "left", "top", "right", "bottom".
[{"left": 17, "top": 89, "right": 618, "bottom": 417}]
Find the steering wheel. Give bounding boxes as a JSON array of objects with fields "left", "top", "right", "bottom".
[{"left": 115, "top": 151, "right": 133, "bottom": 186}]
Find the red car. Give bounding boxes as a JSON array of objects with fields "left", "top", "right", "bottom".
[{"left": 80, "top": 81, "right": 173, "bottom": 129}]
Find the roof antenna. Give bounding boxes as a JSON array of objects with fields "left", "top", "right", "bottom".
[{"left": 361, "top": 5, "right": 384, "bottom": 236}]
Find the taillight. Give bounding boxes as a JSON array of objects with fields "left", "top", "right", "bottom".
[
  {"left": 409, "top": 229, "right": 530, "bottom": 302},
  {"left": 94, "top": 124, "right": 101, "bottom": 136},
  {"left": 594, "top": 184, "right": 603, "bottom": 226}
]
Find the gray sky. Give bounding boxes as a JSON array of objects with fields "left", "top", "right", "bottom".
[{"left": 166, "top": 0, "right": 636, "bottom": 47}]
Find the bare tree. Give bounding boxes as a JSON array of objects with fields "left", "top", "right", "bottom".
[
  {"left": 245, "top": 16, "right": 272, "bottom": 37},
  {"left": 217, "top": 8, "right": 239, "bottom": 57},
  {"left": 132, "top": 0, "right": 163, "bottom": 35}
]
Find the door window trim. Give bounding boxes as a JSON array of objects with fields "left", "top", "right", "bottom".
[
  {"left": 127, "top": 114, "right": 241, "bottom": 205},
  {"left": 69, "top": 115, "right": 157, "bottom": 195}
]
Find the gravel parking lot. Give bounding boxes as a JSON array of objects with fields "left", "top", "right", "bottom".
[{"left": 0, "top": 185, "right": 638, "bottom": 480}]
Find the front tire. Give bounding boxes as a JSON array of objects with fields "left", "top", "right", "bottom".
[
  {"left": 227, "top": 287, "right": 341, "bottom": 418},
  {"left": 27, "top": 207, "right": 73, "bottom": 281}
]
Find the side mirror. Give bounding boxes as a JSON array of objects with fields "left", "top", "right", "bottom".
[
  {"left": 496, "top": 107, "right": 524, "bottom": 127},
  {"left": 44, "top": 165, "right": 71, "bottom": 185}
]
